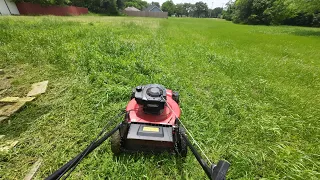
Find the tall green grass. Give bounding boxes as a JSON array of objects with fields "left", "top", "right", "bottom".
[{"left": 0, "top": 16, "right": 319, "bottom": 179}]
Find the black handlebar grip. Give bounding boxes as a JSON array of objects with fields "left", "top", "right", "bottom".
[{"left": 211, "top": 160, "right": 230, "bottom": 180}]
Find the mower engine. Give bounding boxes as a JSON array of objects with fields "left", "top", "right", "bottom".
[{"left": 111, "top": 84, "right": 187, "bottom": 156}]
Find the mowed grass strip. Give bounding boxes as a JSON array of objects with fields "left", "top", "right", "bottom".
[{"left": 0, "top": 16, "right": 319, "bottom": 179}]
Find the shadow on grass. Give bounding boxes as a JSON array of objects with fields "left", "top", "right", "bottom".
[
  {"left": 0, "top": 104, "right": 51, "bottom": 138},
  {"left": 110, "top": 153, "right": 187, "bottom": 179},
  {"left": 291, "top": 29, "right": 320, "bottom": 37}
]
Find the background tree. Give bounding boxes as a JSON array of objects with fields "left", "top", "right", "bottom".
[
  {"left": 116, "top": 0, "right": 125, "bottom": 10},
  {"left": 175, "top": 3, "right": 184, "bottom": 17},
  {"left": 195, "top": 1, "right": 209, "bottom": 18},
  {"left": 211, "top": 7, "right": 223, "bottom": 18},
  {"left": 232, "top": 0, "right": 253, "bottom": 23},
  {"left": 151, "top": 1, "right": 160, "bottom": 8},
  {"left": 183, "top": 3, "right": 194, "bottom": 17},
  {"left": 223, "top": 1, "right": 236, "bottom": 21},
  {"left": 290, "top": 0, "right": 320, "bottom": 13},
  {"left": 222, "top": 0, "right": 320, "bottom": 27},
  {"left": 19, "top": 0, "right": 320, "bottom": 26},
  {"left": 252, "top": 0, "right": 273, "bottom": 24},
  {"left": 125, "top": 0, "right": 148, "bottom": 10},
  {"left": 103, "top": 0, "right": 119, "bottom": 14},
  {"left": 161, "top": 0, "right": 175, "bottom": 16}
]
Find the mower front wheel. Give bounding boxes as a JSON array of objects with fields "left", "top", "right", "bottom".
[{"left": 111, "top": 130, "right": 122, "bottom": 155}]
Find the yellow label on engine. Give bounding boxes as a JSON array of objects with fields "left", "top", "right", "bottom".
[{"left": 143, "top": 126, "right": 159, "bottom": 132}]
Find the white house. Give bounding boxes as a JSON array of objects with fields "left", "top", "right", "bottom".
[{"left": 0, "top": 0, "right": 19, "bottom": 15}]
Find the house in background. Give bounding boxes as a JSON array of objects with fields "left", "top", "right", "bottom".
[
  {"left": 1, "top": 0, "right": 87, "bottom": 16},
  {"left": 124, "top": 6, "right": 140, "bottom": 12},
  {"left": 123, "top": 4, "right": 167, "bottom": 18},
  {"left": 143, "top": 5, "right": 162, "bottom": 12},
  {"left": 0, "top": 0, "right": 19, "bottom": 15}
]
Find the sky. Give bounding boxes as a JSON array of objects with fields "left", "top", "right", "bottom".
[{"left": 146, "top": 0, "right": 230, "bottom": 9}]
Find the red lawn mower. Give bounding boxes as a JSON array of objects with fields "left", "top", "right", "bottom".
[{"left": 46, "top": 84, "right": 230, "bottom": 180}]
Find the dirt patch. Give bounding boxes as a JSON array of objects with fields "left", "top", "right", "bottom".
[{"left": 0, "top": 77, "right": 12, "bottom": 97}]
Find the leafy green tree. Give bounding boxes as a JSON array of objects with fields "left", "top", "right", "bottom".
[
  {"left": 125, "top": 1, "right": 138, "bottom": 8},
  {"left": 103, "top": 0, "right": 119, "bottom": 14},
  {"left": 265, "top": 0, "right": 294, "bottom": 24},
  {"left": 125, "top": 0, "right": 148, "bottom": 10},
  {"left": 290, "top": 0, "right": 320, "bottom": 13},
  {"left": 252, "top": 0, "right": 272, "bottom": 24},
  {"left": 211, "top": 7, "right": 223, "bottom": 18},
  {"left": 232, "top": 0, "right": 253, "bottom": 23},
  {"left": 116, "top": 0, "right": 125, "bottom": 10},
  {"left": 140, "top": 0, "right": 148, "bottom": 9},
  {"left": 183, "top": 3, "right": 194, "bottom": 17},
  {"left": 312, "top": 13, "right": 320, "bottom": 27},
  {"left": 223, "top": 1, "right": 236, "bottom": 20},
  {"left": 175, "top": 3, "right": 184, "bottom": 17},
  {"left": 151, "top": 1, "right": 160, "bottom": 8},
  {"left": 222, "top": 0, "right": 320, "bottom": 26},
  {"left": 195, "top": 1, "right": 208, "bottom": 17},
  {"left": 161, "top": 0, "right": 175, "bottom": 16}
]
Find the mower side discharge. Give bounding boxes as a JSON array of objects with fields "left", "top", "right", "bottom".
[{"left": 46, "top": 84, "right": 230, "bottom": 180}]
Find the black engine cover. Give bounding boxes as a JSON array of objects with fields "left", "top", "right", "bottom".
[{"left": 133, "top": 84, "right": 167, "bottom": 114}]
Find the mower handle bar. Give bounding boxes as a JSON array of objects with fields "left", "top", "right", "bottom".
[
  {"left": 46, "top": 123, "right": 229, "bottom": 180},
  {"left": 45, "top": 123, "right": 122, "bottom": 180},
  {"left": 181, "top": 133, "right": 230, "bottom": 180}
]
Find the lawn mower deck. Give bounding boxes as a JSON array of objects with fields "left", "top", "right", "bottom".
[{"left": 111, "top": 84, "right": 186, "bottom": 155}]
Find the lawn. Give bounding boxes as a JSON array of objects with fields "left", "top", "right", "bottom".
[{"left": 0, "top": 16, "right": 319, "bottom": 179}]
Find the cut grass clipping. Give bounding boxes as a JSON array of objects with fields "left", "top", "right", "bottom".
[{"left": 0, "top": 16, "right": 319, "bottom": 179}]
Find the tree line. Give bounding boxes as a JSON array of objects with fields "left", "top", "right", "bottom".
[
  {"left": 14, "top": 0, "right": 319, "bottom": 27},
  {"left": 161, "top": 0, "right": 223, "bottom": 18},
  {"left": 14, "top": 0, "right": 223, "bottom": 18},
  {"left": 223, "top": 0, "right": 320, "bottom": 27},
  {"left": 14, "top": 0, "right": 145, "bottom": 15}
]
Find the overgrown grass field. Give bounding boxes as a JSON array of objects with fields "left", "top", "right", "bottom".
[{"left": 0, "top": 16, "right": 319, "bottom": 179}]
